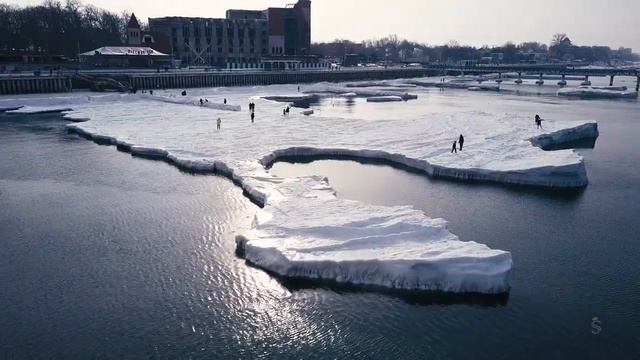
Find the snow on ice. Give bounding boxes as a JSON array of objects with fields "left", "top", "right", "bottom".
[{"left": 2, "top": 82, "right": 601, "bottom": 294}]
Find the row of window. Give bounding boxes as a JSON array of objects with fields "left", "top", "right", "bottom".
[{"left": 173, "top": 27, "right": 266, "bottom": 39}]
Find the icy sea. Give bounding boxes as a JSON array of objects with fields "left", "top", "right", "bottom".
[{"left": 1, "top": 77, "right": 640, "bottom": 359}]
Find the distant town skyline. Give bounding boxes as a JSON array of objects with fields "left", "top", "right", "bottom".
[{"left": 7, "top": 0, "right": 640, "bottom": 51}]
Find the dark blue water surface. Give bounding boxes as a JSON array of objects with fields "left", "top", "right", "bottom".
[{"left": 1, "top": 87, "right": 640, "bottom": 359}]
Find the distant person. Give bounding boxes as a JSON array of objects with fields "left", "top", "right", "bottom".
[
  {"left": 458, "top": 134, "right": 465, "bottom": 151},
  {"left": 283, "top": 108, "right": 286, "bottom": 116},
  {"left": 297, "top": 86, "right": 300, "bottom": 92},
  {"left": 451, "top": 141, "right": 457, "bottom": 154},
  {"left": 200, "top": 99, "right": 204, "bottom": 106},
  {"left": 535, "top": 114, "right": 544, "bottom": 129},
  {"left": 251, "top": 111, "right": 255, "bottom": 123},
  {"left": 286, "top": 106, "right": 290, "bottom": 114},
  {"left": 149, "top": 90, "right": 153, "bottom": 95},
  {"left": 217, "top": 117, "right": 221, "bottom": 130},
  {"left": 181, "top": 90, "right": 187, "bottom": 96},
  {"left": 223, "top": 98, "right": 227, "bottom": 104}
]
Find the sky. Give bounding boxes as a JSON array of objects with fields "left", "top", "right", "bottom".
[{"left": 8, "top": 0, "right": 640, "bottom": 50}]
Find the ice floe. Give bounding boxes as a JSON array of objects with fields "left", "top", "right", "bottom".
[
  {"left": 557, "top": 86, "right": 638, "bottom": 99},
  {"left": 367, "top": 95, "right": 404, "bottom": 102},
  {"left": 4, "top": 83, "right": 602, "bottom": 294}
]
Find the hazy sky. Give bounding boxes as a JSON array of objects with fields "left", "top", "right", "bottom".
[{"left": 9, "top": 0, "right": 640, "bottom": 50}]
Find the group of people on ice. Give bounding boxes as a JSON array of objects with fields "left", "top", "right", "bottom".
[
  {"left": 451, "top": 134, "right": 465, "bottom": 153},
  {"left": 450, "top": 114, "right": 545, "bottom": 154}
]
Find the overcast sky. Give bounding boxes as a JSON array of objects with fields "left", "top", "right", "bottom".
[{"left": 9, "top": 0, "right": 640, "bottom": 50}]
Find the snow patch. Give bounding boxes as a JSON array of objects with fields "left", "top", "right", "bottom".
[
  {"left": 142, "top": 94, "right": 241, "bottom": 111},
  {"left": 262, "top": 94, "right": 316, "bottom": 102},
  {"left": 367, "top": 96, "right": 403, "bottom": 102},
  {"left": 557, "top": 86, "right": 638, "bottom": 99},
  {"left": 6, "top": 106, "right": 73, "bottom": 114}
]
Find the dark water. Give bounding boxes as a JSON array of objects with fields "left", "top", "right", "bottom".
[{"left": 1, "top": 89, "right": 640, "bottom": 359}]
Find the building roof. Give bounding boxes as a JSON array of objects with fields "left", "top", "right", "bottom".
[
  {"left": 80, "top": 46, "right": 168, "bottom": 57},
  {"left": 127, "top": 13, "right": 141, "bottom": 29}
]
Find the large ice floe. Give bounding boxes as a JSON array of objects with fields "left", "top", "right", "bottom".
[
  {"left": 304, "top": 83, "right": 418, "bottom": 100},
  {"left": 3, "top": 83, "right": 600, "bottom": 294},
  {"left": 557, "top": 86, "right": 639, "bottom": 99},
  {"left": 141, "top": 93, "right": 242, "bottom": 111},
  {"left": 366, "top": 95, "right": 404, "bottom": 102},
  {"left": 403, "top": 78, "right": 501, "bottom": 91}
]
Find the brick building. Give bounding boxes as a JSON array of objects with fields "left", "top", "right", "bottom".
[{"left": 146, "top": 0, "right": 318, "bottom": 69}]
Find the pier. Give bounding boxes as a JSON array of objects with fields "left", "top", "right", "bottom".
[
  {"left": 0, "top": 68, "right": 433, "bottom": 95},
  {"left": 127, "top": 68, "right": 431, "bottom": 90},
  {"left": 425, "top": 64, "right": 640, "bottom": 91}
]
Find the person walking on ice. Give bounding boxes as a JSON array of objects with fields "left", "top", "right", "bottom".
[
  {"left": 535, "top": 114, "right": 544, "bottom": 129},
  {"left": 217, "top": 117, "right": 221, "bottom": 130},
  {"left": 251, "top": 112, "right": 255, "bottom": 123},
  {"left": 458, "top": 134, "right": 465, "bottom": 151},
  {"left": 451, "top": 140, "right": 457, "bottom": 153}
]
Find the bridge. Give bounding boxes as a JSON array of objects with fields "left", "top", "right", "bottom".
[{"left": 423, "top": 64, "right": 640, "bottom": 90}]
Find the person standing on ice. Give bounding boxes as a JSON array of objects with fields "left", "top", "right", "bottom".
[
  {"left": 217, "top": 117, "right": 221, "bottom": 130},
  {"left": 451, "top": 140, "right": 457, "bottom": 153},
  {"left": 535, "top": 114, "right": 544, "bottom": 129},
  {"left": 251, "top": 111, "right": 255, "bottom": 123},
  {"left": 283, "top": 108, "right": 286, "bottom": 116},
  {"left": 224, "top": 98, "right": 227, "bottom": 104},
  {"left": 458, "top": 134, "right": 465, "bottom": 151}
]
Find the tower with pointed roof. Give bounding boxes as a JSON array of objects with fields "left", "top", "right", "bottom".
[{"left": 127, "top": 14, "right": 141, "bottom": 46}]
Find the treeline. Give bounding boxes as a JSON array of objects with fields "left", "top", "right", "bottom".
[
  {"left": 312, "top": 34, "right": 639, "bottom": 64},
  {"left": 0, "top": 0, "right": 129, "bottom": 58}
]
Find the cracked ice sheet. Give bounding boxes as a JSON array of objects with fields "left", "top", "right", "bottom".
[
  {"left": 8, "top": 84, "right": 599, "bottom": 293},
  {"left": 63, "top": 86, "right": 595, "bottom": 188}
]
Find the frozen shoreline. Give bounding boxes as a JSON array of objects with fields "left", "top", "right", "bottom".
[{"left": 4, "top": 83, "right": 601, "bottom": 293}]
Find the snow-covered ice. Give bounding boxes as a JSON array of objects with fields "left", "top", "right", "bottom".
[
  {"left": 305, "top": 83, "right": 418, "bottom": 100},
  {"left": 557, "top": 86, "right": 638, "bottom": 99},
  {"left": 367, "top": 95, "right": 404, "bottom": 102},
  {"left": 403, "top": 79, "right": 501, "bottom": 91},
  {"left": 141, "top": 93, "right": 242, "bottom": 111},
  {"left": 262, "top": 94, "right": 316, "bottom": 102},
  {"left": 2, "top": 82, "right": 601, "bottom": 294},
  {"left": 236, "top": 176, "right": 512, "bottom": 293},
  {"left": 6, "top": 105, "right": 73, "bottom": 114}
]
